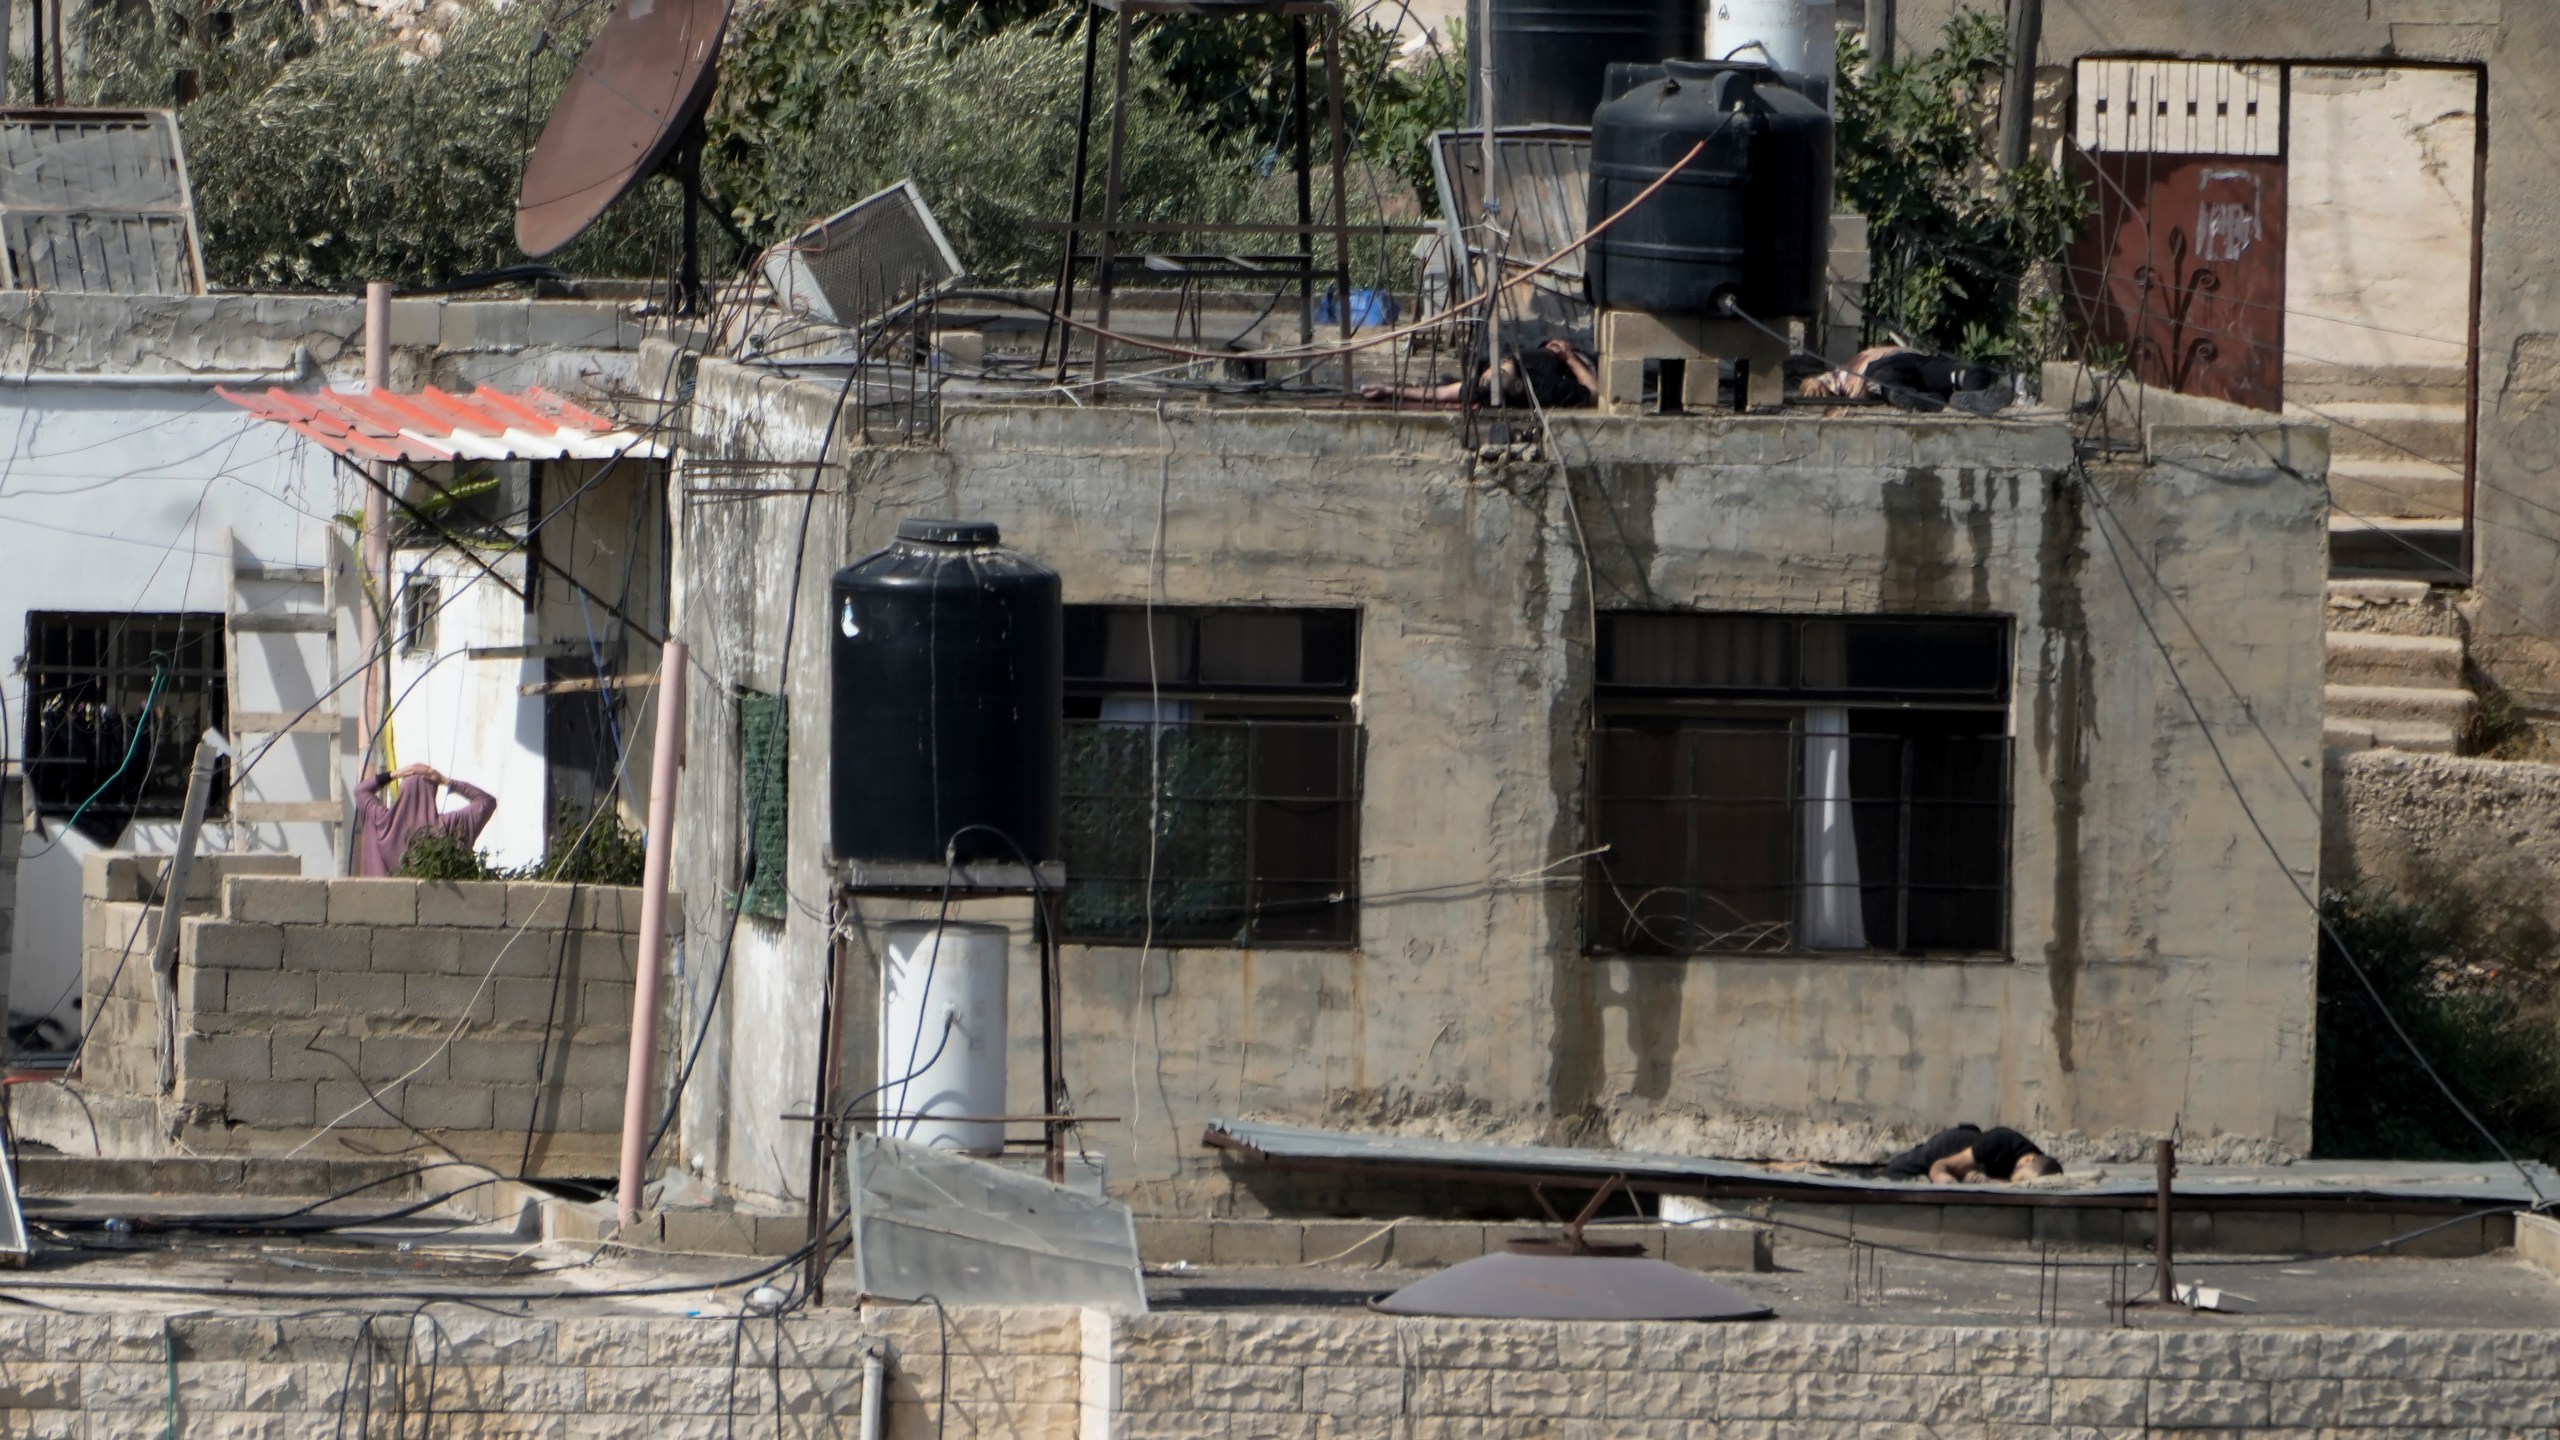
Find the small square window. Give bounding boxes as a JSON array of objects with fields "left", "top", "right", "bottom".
[
  {"left": 1061, "top": 606, "right": 1361, "bottom": 947},
  {"left": 399, "top": 576, "right": 440, "bottom": 657}
]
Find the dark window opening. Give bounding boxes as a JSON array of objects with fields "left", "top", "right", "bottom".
[
  {"left": 1589, "top": 613, "right": 2011, "bottom": 958},
  {"left": 24, "top": 612, "right": 228, "bottom": 839},
  {"left": 398, "top": 575, "right": 440, "bottom": 656},
  {"left": 1061, "top": 606, "right": 1360, "bottom": 947}
]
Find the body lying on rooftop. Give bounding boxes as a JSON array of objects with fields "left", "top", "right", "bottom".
[{"left": 1882, "top": 1125, "right": 2063, "bottom": 1185}]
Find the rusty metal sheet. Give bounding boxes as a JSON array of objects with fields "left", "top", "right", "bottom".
[
  {"left": 1431, "top": 126, "right": 1593, "bottom": 342},
  {"left": 516, "top": 0, "right": 731, "bottom": 257},
  {"left": 0, "top": 108, "right": 204, "bottom": 295},
  {"left": 2069, "top": 151, "right": 2288, "bottom": 413}
]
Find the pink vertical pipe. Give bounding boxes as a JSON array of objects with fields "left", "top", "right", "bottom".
[{"left": 619, "top": 639, "right": 688, "bottom": 1228}]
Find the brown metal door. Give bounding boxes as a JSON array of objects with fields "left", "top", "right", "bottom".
[{"left": 2070, "top": 153, "right": 2288, "bottom": 412}]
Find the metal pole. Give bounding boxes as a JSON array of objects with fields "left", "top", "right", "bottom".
[
  {"left": 1087, "top": 8, "right": 1136, "bottom": 385},
  {"left": 360, "top": 282, "right": 393, "bottom": 806},
  {"left": 617, "top": 638, "right": 688, "bottom": 1230},
  {"left": 806, "top": 902, "right": 845, "bottom": 1302},
  {"left": 1047, "top": 3, "right": 1102, "bottom": 377},
  {"left": 2153, "top": 1137, "right": 2177, "bottom": 1306},
  {"left": 1040, "top": 885, "right": 1066, "bottom": 1185},
  {"left": 47, "top": 0, "right": 62, "bottom": 109},
  {"left": 1997, "top": 0, "right": 2042, "bottom": 170},
  {"left": 149, "top": 736, "right": 225, "bottom": 1093},
  {"left": 1477, "top": 0, "right": 1501, "bottom": 409},
  {"left": 1864, "top": 0, "right": 1894, "bottom": 69},
  {"left": 1292, "top": 17, "right": 1314, "bottom": 346},
  {"left": 1321, "top": 13, "right": 1355, "bottom": 394}
]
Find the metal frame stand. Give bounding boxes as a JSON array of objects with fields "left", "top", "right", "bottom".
[
  {"left": 1052, "top": 0, "right": 1355, "bottom": 390},
  {"left": 801, "top": 863, "right": 1073, "bottom": 1305}
]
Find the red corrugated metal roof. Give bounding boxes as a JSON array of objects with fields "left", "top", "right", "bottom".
[{"left": 216, "top": 384, "right": 663, "bottom": 464}]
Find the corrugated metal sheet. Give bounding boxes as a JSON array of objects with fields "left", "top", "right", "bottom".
[
  {"left": 215, "top": 385, "right": 665, "bottom": 464},
  {"left": 1430, "top": 126, "right": 1594, "bottom": 341},
  {"left": 1207, "top": 1118, "right": 2560, "bottom": 1205},
  {"left": 0, "top": 108, "right": 206, "bottom": 295}
]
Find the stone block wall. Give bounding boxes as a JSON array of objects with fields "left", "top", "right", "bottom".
[
  {"left": 76, "top": 864, "right": 654, "bottom": 1175},
  {"left": 1089, "top": 1313, "right": 2560, "bottom": 1438},
  {"left": 0, "top": 1304, "right": 2551, "bottom": 1437},
  {"left": 0, "top": 1305, "right": 1079, "bottom": 1440}
]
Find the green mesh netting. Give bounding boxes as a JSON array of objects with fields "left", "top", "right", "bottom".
[{"left": 740, "top": 692, "right": 790, "bottom": 920}]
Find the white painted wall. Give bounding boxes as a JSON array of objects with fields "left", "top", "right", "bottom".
[
  {"left": 381, "top": 547, "right": 547, "bottom": 871},
  {"left": 0, "top": 382, "right": 341, "bottom": 1026},
  {"left": 2285, "top": 65, "right": 2477, "bottom": 376}
]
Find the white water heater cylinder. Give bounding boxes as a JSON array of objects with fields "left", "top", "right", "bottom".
[
  {"left": 1707, "top": 0, "right": 1837, "bottom": 105},
  {"left": 878, "top": 920, "right": 1010, "bottom": 1156}
]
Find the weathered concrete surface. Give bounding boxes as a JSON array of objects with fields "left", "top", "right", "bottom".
[
  {"left": 0, "top": 291, "right": 646, "bottom": 391},
  {"left": 2323, "top": 746, "right": 2560, "bottom": 915},
  {"left": 1901, "top": 0, "right": 2560, "bottom": 704},
  {"left": 665, "top": 347, "right": 2326, "bottom": 1212}
]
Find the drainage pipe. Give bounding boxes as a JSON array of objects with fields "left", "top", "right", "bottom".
[
  {"left": 618, "top": 637, "right": 688, "bottom": 1229},
  {"left": 859, "top": 1343, "right": 887, "bottom": 1440}
]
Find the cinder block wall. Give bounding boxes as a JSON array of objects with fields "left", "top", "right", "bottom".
[{"left": 78, "top": 864, "right": 658, "bottom": 1176}]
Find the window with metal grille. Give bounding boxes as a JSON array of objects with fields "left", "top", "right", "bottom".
[
  {"left": 22, "top": 612, "right": 227, "bottom": 834},
  {"left": 739, "top": 691, "right": 789, "bottom": 921},
  {"left": 1061, "top": 607, "right": 1361, "bottom": 947},
  {"left": 1588, "top": 613, "right": 2012, "bottom": 958},
  {"left": 398, "top": 575, "right": 440, "bottom": 657}
]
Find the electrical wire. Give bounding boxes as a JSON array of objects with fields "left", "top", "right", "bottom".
[{"left": 21, "top": 660, "right": 168, "bottom": 861}]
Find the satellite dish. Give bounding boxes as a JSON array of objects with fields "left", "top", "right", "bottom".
[{"left": 514, "top": 0, "right": 734, "bottom": 259}]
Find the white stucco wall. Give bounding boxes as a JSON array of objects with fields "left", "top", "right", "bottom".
[
  {"left": 0, "top": 381, "right": 342, "bottom": 1026},
  {"left": 381, "top": 548, "right": 548, "bottom": 871}
]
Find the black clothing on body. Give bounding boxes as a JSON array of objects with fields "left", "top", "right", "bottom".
[
  {"left": 1475, "top": 346, "right": 1594, "bottom": 409},
  {"left": 1882, "top": 1124, "right": 1983, "bottom": 1179},
  {"left": 1863, "top": 351, "right": 1998, "bottom": 409},
  {"left": 1966, "top": 1126, "right": 2051, "bottom": 1180},
  {"left": 1881, "top": 1124, "right": 2054, "bottom": 1181}
]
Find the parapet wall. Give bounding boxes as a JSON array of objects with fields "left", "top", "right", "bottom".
[
  {"left": 71, "top": 860, "right": 653, "bottom": 1176},
  {"left": 0, "top": 1305, "right": 2550, "bottom": 1437}
]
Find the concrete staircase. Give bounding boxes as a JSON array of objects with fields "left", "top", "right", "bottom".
[
  {"left": 2323, "top": 579, "right": 2474, "bottom": 753},
  {"left": 2290, "top": 363, "right": 2469, "bottom": 582}
]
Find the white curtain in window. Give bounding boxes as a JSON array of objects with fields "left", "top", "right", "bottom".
[
  {"left": 1099, "top": 695, "right": 1193, "bottom": 725},
  {"left": 1799, "top": 707, "right": 1866, "bottom": 950}
]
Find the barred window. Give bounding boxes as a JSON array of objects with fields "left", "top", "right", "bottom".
[
  {"left": 23, "top": 612, "right": 228, "bottom": 836},
  {"left": 1589, "top": 613, "right": 2011, "bottom": 957},
  {"left": 1061, "top": 607, "right": 1360, "bottom": 947}
]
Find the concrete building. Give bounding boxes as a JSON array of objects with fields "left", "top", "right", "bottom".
[
  {"left": 0, "top": 291, "right": 660, "bottom": 1041},
  {"left": 1894, "top": 0, "right": 2560, "bottom": 747},
  {"left": 656, "top": 338, "right": 2329, "bottom": 1215}
]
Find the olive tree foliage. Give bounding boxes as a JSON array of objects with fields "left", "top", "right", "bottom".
[
  {"left": 72, "top": 0, "right": 673, "bottom": 289},
  {"left": 707, "top": 6, "right": 1246, "bottom": 284},
  {"left": 62, "top": 0, "right": 1461, "bottom": 292},
  {"left": 1834, "top": 12, "right": 2087, "bottom": 367}
]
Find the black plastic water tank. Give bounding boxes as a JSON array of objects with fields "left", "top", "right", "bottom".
[
  {"left": 1586, "top": 60, "right": 1834, "bottom": 319},
  {"left": 830, "top": 518, "right": 1062, "bottom": 867},
  {"left": 1467, "top": 0, "right": 1701, "bottom": 128}
]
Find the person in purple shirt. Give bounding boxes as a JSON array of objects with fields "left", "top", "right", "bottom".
[{"left": 354, "top": 763, "right": 497, "bottom": 877}]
